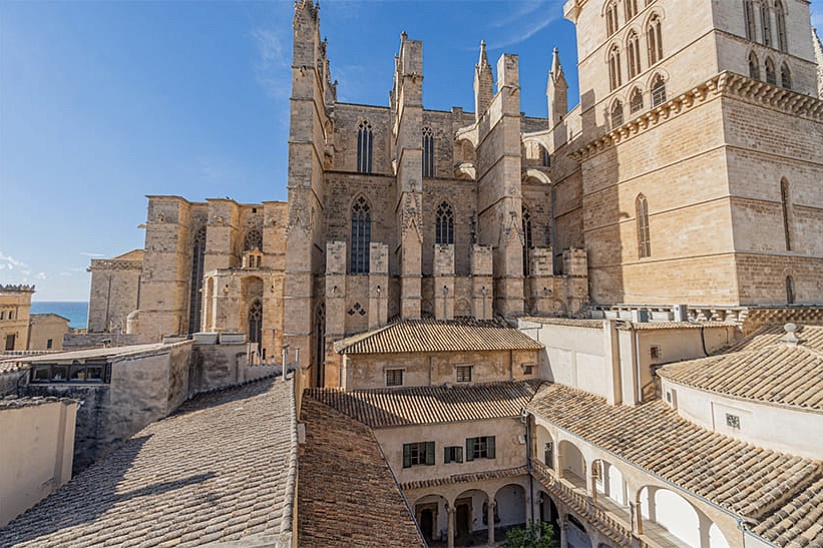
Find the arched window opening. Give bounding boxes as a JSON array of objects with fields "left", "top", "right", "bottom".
[
  {"left": 630, "top": 87, "right": 644, "bottom": 113},
  {"left": 541, "top": 146, "right": 551, "bottom": 167},
  {"left": 651, "top": 74, "right": 666, "bottom": 107},
  {"left": 435, "top": 201, "right": 455, "bottom": 245},
  {"left": 244, "top": 229, "right": 262, "bottom": 251},
  {"left": 522, "top": 206, "right": 533, "bottom": 276},
  {"left": 627, "top": 31, "right": 641, "bottom": 79},
  {"left": 611, "top": 100, "right": 624, "bottom": 128},
  {"left": 357, "top": 120, "right": 373, "bottom": 174},
  {"left": 749, "top": 51, "right": 761, "bottom": 79},
  {"left": 248, "top": 299, "right": 263, "bottom": 345},
  {"left": 765, "top": 57, "right": 777, "bottom": 86},
  {"left": 775, "top": 1, "right": 788, "bottom": 52},
  {"left": 636, "top": 194, "right": 651, "bottom": 258},
  {"left": 781, "top": 178, "right": 792, "bottom": 251},
  {"left": 422, "top": 126, "right": 435, "bottom": 178},
  {"left": 189, "top": 226, "right": 207, "bottom": 334},
  {"left": 760, "top": 1, "right": 772, "bottom": 47},
  {"left": 786, "top": 276, "right": 795, "bottom": 304},
  {"left": 647, "top": 14, "right": 663, "bottom": 65},
  {"left": 744, "top": 0, "right": 757, "bottom": 41},
  {"left": 780, "top": 62, "right": 791, "bottom": 89},
  {"left": 606, "top": 1, "right": 619, "bottom": 36},
  {"left": 609, "top": 45, "right": 622, "bottom": 90},
  {"left": 624, "top": 0, "right": 638, "bottom": 20},
  {"left": 351, "top": 196, "right": 371, "bottom": 274},
  {"left": 314, "top": 302, "right": 326, "bottom": 387}
]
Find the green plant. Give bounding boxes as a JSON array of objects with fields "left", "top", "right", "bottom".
[{"left": 502, "top": 520, "right": 558, "bottom": 548}]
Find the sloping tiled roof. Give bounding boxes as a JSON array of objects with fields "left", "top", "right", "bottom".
[
  {"left": 299, "top": 395, "right": 425, "bottom": 547},
  {"left": 307, "top": 380, "right": 542, "bottom": 428},
  {"left": 725, "top": 324, "right": 823, "bottom": 353},
  {"left": 658, "top": 325, "right": 823, "bottom": 410},
  {"left": 0, "top": 378, "right": 297, "bottom": 547},
  {"left": 527, "top": 384, "right": 823, "bottom": 545},
  {"left": 334, "top": 318, "right": 544, "bottom": 354}
]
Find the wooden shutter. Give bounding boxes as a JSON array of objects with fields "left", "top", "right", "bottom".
[
  {"left": 426, "top": 442, "right": 436, "bottom": 466},
  {"left": 487, "top": 436, "right": 496, "bottom": 459},
  {"left": 403, "top": 443, "right": 412, "bottom": 468},
  {"left": 456, "top": 446, "right": 463, "bottom": 463},
  {"left": 466, "top": 438, "right": 475, "bottom": 461}
]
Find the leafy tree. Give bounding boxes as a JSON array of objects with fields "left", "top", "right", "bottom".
[{"left": 503, "top": 520, "right": 558, "bottom": 548}]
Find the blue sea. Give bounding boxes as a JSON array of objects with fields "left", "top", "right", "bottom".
[{"left": 30, "top": 302, "right": 89, "bottom": 329}]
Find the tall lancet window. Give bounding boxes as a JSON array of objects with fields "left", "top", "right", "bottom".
[
  {"left": 248, "top": 299, "right": 263, "bottom": 345},
  {"left": 786, "top": 276, "right": 795, "bottom": 304},
  {"left": 636, "top": 194, "right": 651, "bottom": 258},
  {"left": 627, "top": 31, "right": 641, "bottom": 79},
  {"left": 781, "top": 178, "right": 792, "bottom": 251},
  {"left": 744, "top": 0, "right": 756, "bottom": 40},
  {"left": 765, "top": 57, "right": 777, "bottom": 85},
  {"left": 749, "top": 51, "right": 760, "bottom": 79},
  {"left": 624, "top": 0, "right": 637, "bottom": 20},
  {"left": 780, "top": 62, "right": 791, "bottom": 89},
  {"left": 522, "top": 206, "right": 533, "bottom": 276},
  {"left": 422, "top": 126, "right": 435, "bottom": 178},
  {"left": 651, "top": 74, "right": 666, "bottom": 107},
  {"left": 189, "top": 226, "right": 207, "bottom": 333},
  {"left": 435, "top": 201, "right": 454, "bottom": 245},
  {"left": 611, "top": 100, "right": 624, "bottom": 128},
  {"left": 630, "top": 87, "right": 644, "bottom": 113},
  {"left": 351, "top": 196, "right": 371, "bottom": 274},
  {"left": 357, "top": 120, "right": 373, "bottom": 174},
  {"left": 775, "top": 1, "right": 788, "bottom": 52},
  {"left": 647, "top": 14, "right": 663, "bottom": 65},
  {"left": 606, "top": 0, "right": 619, "bottom": 36},
  {"left": 760, "top": 1, "right": 772, "bottom": 47},
  {"left": 609, "top": 45, "right": 622, "bottom": 90}
]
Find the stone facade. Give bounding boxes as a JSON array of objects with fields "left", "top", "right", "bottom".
[
  {"left": 28, "top": 313, "right": 70, "bottom": 351},
  {"left": 0, "top": 284, "right": 34, "bottom": 352}
]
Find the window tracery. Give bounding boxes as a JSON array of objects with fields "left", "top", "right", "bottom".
[
  {"left": 422, "top": 126, "right": 435, "bottom": 178},
  {"left": 647, "top": 14, "right": 663, "bottom": 65},
  {"left": 650, "top": 74, "right": 666, "bottom": 107},
  {"left": 435, "top": 201, "right": 454, "bottom": 245},
  {"left": 609, "top": 45, "right": 622, "bottom": 90},
  {"left": 351, "top": 196, "right": 371, "bottom": 273},
  {"left": 357, "top": 120, "right": 373, "bottom": 174},
  {"left": 629, "top": 87, "right": 644, "bottom": 113},
  {"left": 627, "top": 30, "right": 641, "bottom": 79}
]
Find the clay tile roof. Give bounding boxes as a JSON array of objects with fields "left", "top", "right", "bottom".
[
  {"left": 307, "top": 380, "right": 542, "bottom": 428},
  {"left": 527, "top": 384, "right": 823, "bottom": 545},
  {"left": 334, "top": 318, "right": 544, "bottom": 355},
  {"left": 299, "top": 395, "right": 425, "bottom": 547},
  {"left": 0, "top": 378, "right": 298, "bottom": 547},
  {"left": 658, "top": 325, "right": 823, "bottom": 410}
]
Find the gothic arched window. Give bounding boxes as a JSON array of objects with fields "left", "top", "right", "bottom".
[
  {"left": 781, "top": 178, "right": 792, "bottom": 251},
  {"left": 630, "top": 87, "right": 644, "bottom": 113},
  {"left": 780, "top": 62, "right": 791, "bottom": 89},
  {"left": 760, "top": 1, "right": 772, "bottom": 47},
  {"left": 647, "top": 14, "right": 663, "bottom": 65},
  {"left": 244, "top": 229, "right": 262, "bottom": 251},
  {"left": 636, "top": 194, "right": 651, "bottom": 258},
  {"left": 435, "top": 201, "right": 454, "bottom": 245},
  {"left": 749, "top": 51, "right": 760, "bottom": 79},
  {"left": 541, "top": 146, "right": 551, "bottom": 167},
  {"left": 743, "top": 0, "right": 756, "bottom": 40},
  {"left": 609, "top": 45, "right": 622, "bottom": 90},
  {"left": 357, "top": 120, "right": 373, "bottom": 174},
  {"left": 422, "top": 126, "right": 435, "bottom": 178},
  {"left": 606, "top": 1, "right": 619, "bottom": 36},
  {"left": 351, "top": 196, "right": 371, "bottom": 274},
  {"left": 611, "top": 100, "right": 624, "bottom": 128},
  {"left": 627, "top": 31, "right": 641, "bottom": 79},
  {"left": 522, "top": 206, "right": 533, "bottom": 275},
  {"left": 624, "top": 0, "right": 638, "bottom": 20},
  {"left": 651, "top": 74, "right": 666, "bottom": 107},
  {"left": 189, "top": 226, "right": 207, "bottom": 333},
  {"left": 775, "top": 0, "right": 788, "bottom": 52},
  {"left": 765, "top": 57, "right": 777, "bottom": 85},
  {"left": 248, "top": 299, "right": 263, "bottom": 345}
]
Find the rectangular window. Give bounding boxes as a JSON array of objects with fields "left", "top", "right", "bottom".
[
  {"left": 46, "top": 339, "right": 53, "bottom": 349},
  {"left": 726, "top": 414, "right": 741, "bottom": 429},
  {"left": 521, "top": 364, "right": 535, "bottom": 375},
  {"left": 4, "top": 334, "right": 15, "bottom": 351},
  {"left": 444, "top": 446, "right": 463, "bottom": 464},
  {"left": 403, "top": 441, "right": 435, "bottom": 468},
  {"left": 465, "top": 436, "right": 496, "bottom": 461},
  {"left": 455, "top": 365, "right": 472, "bottom": 383},
  {"left": 649, "top": 345, "right": 661, "bottom": 360},
  {"left": 31, "top": 361, "right": 109, "bottom": 384},
  {"left": 386, "top": 368, "right": 404, "bottom": 387},
  {"left": 0, "top": 311, "right": 5, "bottom": 320}
]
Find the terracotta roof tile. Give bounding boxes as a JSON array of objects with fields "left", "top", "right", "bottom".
[
  {"left": 307, "top": 381, "right": 542, "bottom": 428},
  {"left": 527, "top": 384, "right": 823, "bottom": 545},
  {"left": 0, "top": 378, "right": 297, "bottom": 547},
  {"left": 334, "top": 318, "right": 544, "bottom": 354},
  {"left": 401, "top": 465, "right": 528, "bottom": 491},
  {"left": 299, "top": 395, "right": 425, "bottom": 547},
  {"left": 659, "top": 324, "right": 823, "bottom": 410}
]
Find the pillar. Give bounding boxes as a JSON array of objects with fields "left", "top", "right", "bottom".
[
  {"left": 447, "top": 505, "right": 455, "bottom": 548},
  {"left": 471, "top": 244, "right": 493, "bottom": 320},
  {"left": 434, "top": 244, "right": 455, "bottom": 321},
  {"left": 560, "top": 515, "right": 568, "bottom": 548},
  {"left": 324, "top": 241, "right": 347, "bottom": 387},
  {"left": 368, "top": 242, "right": 389, "bottom": 329},
  {"left": 487, "top": 500, "right": 496, "bottom": 545}
]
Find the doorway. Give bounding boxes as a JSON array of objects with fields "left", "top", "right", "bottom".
[{"left": 455, "top": 497, "right": 472, "bottom": 539}]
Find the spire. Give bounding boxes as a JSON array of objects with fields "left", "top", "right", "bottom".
[
  {"left": 550, "top": 47, "right": 565, "bottom": 84},
  {"left": 474, "top": 40, "right": 494, "bottom": 121},
  {"left": 547, "top": 47, "right": 568, "bottom": 126},
  {"left": 812, "top": 27, "right": 823, "bottom": 99}
]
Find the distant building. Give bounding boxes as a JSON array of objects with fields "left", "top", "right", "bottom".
[
  {"left": 27, "top": 313, "right": 69, "bottom": 351},
  {"left": 0, "top": 285, "right": 34, "bottom": 352}
]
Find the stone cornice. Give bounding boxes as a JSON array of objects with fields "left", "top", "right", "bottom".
[
  {"left": 88, "top": 259, "right": 143, "bottom": 272},
  {"left": 571, "top": 71, "right": 823, "bottom": 163}
]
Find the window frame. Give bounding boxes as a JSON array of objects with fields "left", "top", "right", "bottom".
[
  {"left": 403, "top": 441, "right": 436, "bottom": 468},
  {"left": 422, "top": 126, "right": 435, "bottom": 178},
  {"left": 455, "top": 364, "right": 473, "bottom": 383},
  {"left": 444, "top": 445, "right": 464, "bottom": 464},
  {"left": 385, "top": 368, "right": 404, "bottom": 387},
  {"left": 350, "top": 196, "right": 372, "bottom": 274},
  {"left": 465, "top": 436, "right": 496, "bottom": 461},
  {"left": 357, "top": 120, "right": 373, "bottom": 174}
]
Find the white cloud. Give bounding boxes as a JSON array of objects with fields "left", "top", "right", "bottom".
[
  {"left": 80, "top": 251, "right": 105, "bottom": 258},
  {"left": 489, "top": 14, "right": 559, "bottom": 50},
  {"left": 36, "top": 272, "right": 47, "bottom": 280},
  {"left": 0, "top": 252, "right": 28, "bottom": 271},
  {"left": 252, "top": 28, "right": 291, "bottom": 100},
  {"left": 491, "top": 0, "right": 548, "bottom": 28}
]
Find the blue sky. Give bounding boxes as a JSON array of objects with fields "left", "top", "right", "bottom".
[{"left": 1, "top": 1, "right": 820, "bottom": 301}]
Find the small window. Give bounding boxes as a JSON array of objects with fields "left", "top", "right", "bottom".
[
  {"left": 748, "top": 51, "right": 760, "bottom": 80},
  {"left": 611, "top": 101, "right": 624, "bottom": 128},
  {"left": 775, "top": 1, "right": 788, "bottom": 52},
  {"left": 726, "top": 414, "right": 741, "bottom": 429},
  {"left": 765, "top": 57, "right": 777, "bottom": 86},
  {"left": 0, "top": 311, "right": 5, "bottom": 320},
  {"left": 651, "top": 74, "right": 666, "bottom": 107},
  {"left": 46, "top": 338, "right": 53, "bottom": 349},
  {"left": 403, "top": 441, "right": 435, "bottom": 468},
  {"left": 629, "top": 87, "right": 644, "bottom": 113},
  {"left": 466, "top": 436, "right": 496, "bottom": 461},
  {"left": 4, "top": 333, "right": 16, "bottom": 351},
  {"left": 444, "top": 446, "right": 463, "bottom": 464},
  {"left": 666, "top": 389, "right": 678, "bottom": 409},
  {"left": 8, "top": 311, "right": 13, "bottom": 320},
  {"left": 455, "top": 365, "right": 473, "bottom": 383},
  {"left": 780, "top": 62, "right": 791, "bottom": 89},
  {"left": 521, "top": 364, "right": 535, "bottom": 375},
  {"left": 544, "top": 442, "right": 554, "bottom": 469},
  {"left": 649, "top": 345, "right": 661, "bottom": 360},
  {"left": 386, "top": 368, "right": 404, "bottom": 387},
  {"left": 540, "top": 146, "right": 551, "bottom": 167}
]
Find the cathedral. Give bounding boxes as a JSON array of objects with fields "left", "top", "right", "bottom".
[{"left": 88, "top": 0, "right": 822, "bottom": 389}]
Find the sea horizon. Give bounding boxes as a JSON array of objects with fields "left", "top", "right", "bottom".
[{"left": 30, "top": 301, "right": 89, "bottom": 329}]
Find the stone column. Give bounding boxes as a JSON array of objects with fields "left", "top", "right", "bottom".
[
  {"left": 368, "top": 243, "right": 389, "bottom": 329},
  {"left": 471, "top": 245, "right": 493, "bottom": 320},
  {"left": 447, "top": 505, "right": 455, "bottom": 548},
  {"left": 487, "top": 500, "right": 497, "bottom": 545},
  {"left": 560, "top": 515, "right": 568, "bottom": 548},
  {"left": 324, "top": 241, "right": 347, "bottom": 387},
  {"left": 434, "top": 244, "right": 455, "bottom": 321}
]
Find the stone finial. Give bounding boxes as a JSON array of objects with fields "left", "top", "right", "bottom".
[
  {"left": 779, "top": 322, "right": 804, "bottom": 347},
  {"left": 474, "top": 40, "right": 494, "bottom": 121}
]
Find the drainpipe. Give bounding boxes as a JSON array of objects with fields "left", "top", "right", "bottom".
[{"left": 634, "top": 329, "right": 642, "bottom": 404}]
